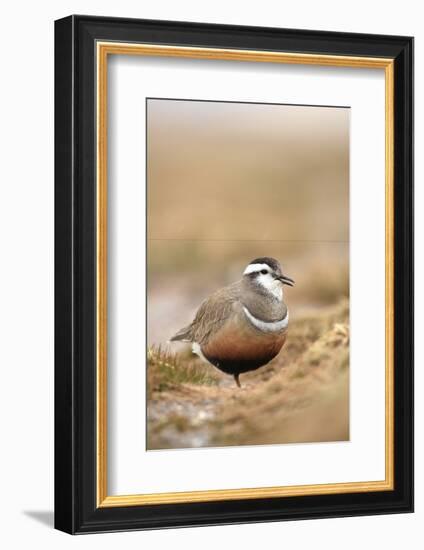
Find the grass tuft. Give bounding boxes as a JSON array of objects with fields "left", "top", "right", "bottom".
[{"left": 147, "top": 345, "right": 218, "bottom": 396}]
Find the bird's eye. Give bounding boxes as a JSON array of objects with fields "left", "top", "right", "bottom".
[{"left": 260, "top": 269, "right": 268, "bottom": 275}]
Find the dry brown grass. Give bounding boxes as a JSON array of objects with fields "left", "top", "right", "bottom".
[
  {"left": 147, "top": 300, "right": 349, "bottom": 449},
  {"left": 147, "top": 346, "right": 219, "bottom": 398}
]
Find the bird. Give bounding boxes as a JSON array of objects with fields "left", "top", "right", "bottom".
[{"left": 170, "top": 257, "right": 294, "bottom": 387}]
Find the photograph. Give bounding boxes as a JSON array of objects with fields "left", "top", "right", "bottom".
[{"left": 146, "top": 98, "right": 350, "bottom": 450}]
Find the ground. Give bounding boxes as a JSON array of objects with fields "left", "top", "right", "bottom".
[{"left": 147, "top": 299, "right": 349, "bottom": 450}]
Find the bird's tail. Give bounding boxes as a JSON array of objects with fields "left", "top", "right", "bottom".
[{"left": 169, "top": 325, "right": 192, "bottom": 342}]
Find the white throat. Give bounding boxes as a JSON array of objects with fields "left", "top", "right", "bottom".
[
  {"left": 243, "top": 263, "right": 284, "bottom": 301},
  {"left": 257, "top": 274, "right": 283, "bottom": 300},
  {"left": 243, "top": 306, "right": 289, "bottom": 333}
]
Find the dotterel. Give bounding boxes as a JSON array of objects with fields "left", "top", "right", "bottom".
[{"left": 170, "top": 257, "right": 294, "bottom": 387}]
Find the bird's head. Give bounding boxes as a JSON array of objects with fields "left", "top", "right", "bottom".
[{"left": 242, "top": 257, "right": 294, "bottom": 300}]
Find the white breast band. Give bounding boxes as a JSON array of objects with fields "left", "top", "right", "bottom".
[{"left": 243, "top": 306, "right": 289, "bottom": 333}]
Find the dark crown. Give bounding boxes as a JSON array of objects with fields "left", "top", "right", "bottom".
[{"left": 249, "top": 257, "right": 281, "bottom": 272}]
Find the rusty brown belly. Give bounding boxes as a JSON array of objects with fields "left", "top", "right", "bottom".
[{"left": 201, "top": 318, "right": 287, "bottom": 375}]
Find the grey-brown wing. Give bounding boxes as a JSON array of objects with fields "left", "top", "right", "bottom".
[{"left": 170, "top": 282, "right": 241, "bottom": 344}]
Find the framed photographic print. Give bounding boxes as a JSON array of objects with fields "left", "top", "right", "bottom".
[{"left": 54, "top": 15, "right": 414, "bottom": 534}]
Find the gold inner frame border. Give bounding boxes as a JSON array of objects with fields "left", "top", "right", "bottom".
[{"left": 96, "top": 41, "right": 394, "bottom": 508}]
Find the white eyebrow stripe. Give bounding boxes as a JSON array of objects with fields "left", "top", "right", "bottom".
[
  {"left": 243, "top": 306, "right": 289, "bottom": 333},
  {"left": 243, "top": 263, "right": 271, "bottom": 275}
]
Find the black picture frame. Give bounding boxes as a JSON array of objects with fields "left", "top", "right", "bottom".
[{"left": 55, "top": 14, "right": 413, "bottom": 534}]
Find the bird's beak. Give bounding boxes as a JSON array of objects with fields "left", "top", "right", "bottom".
[{"left": 277, "top": 274, "right": 295, "bottom": 286}]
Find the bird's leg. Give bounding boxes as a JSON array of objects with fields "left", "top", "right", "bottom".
[{"left": 234, "top": 373, "right": 241, "bottom": 388}]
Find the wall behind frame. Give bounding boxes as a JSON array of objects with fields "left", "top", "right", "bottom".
[{"left": 0, "top": 0, "right": 419, "bottom": 549}]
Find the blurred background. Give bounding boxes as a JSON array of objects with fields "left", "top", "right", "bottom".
[{"left": 147, "top": 99, "right": 349, "bottom": 345}]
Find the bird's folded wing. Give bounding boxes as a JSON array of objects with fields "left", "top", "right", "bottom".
[{"left": 171, "top": 282, "right": 240, "bottom": 344}]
